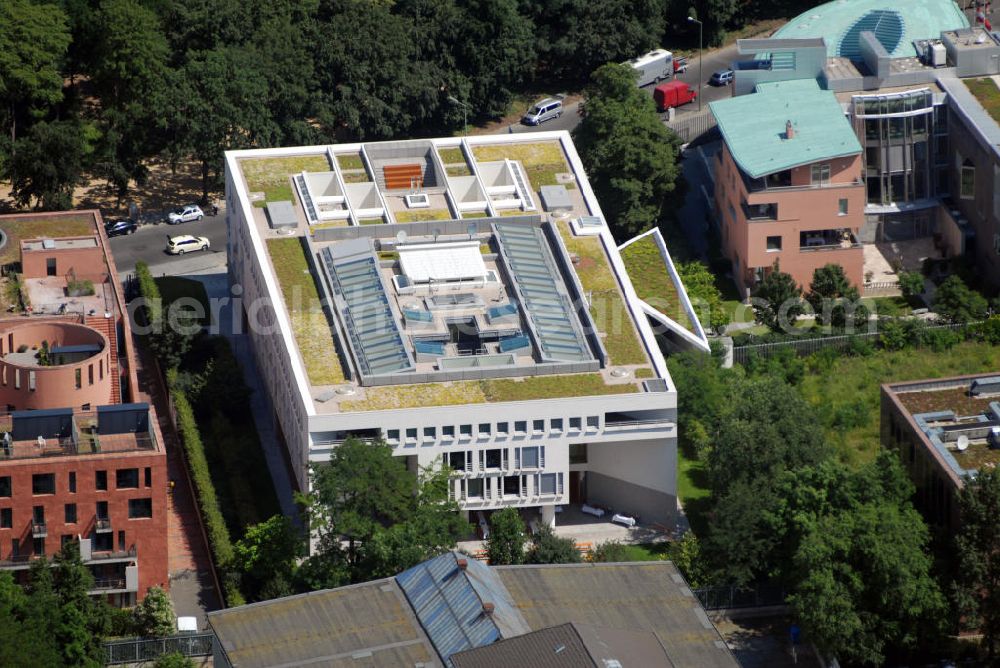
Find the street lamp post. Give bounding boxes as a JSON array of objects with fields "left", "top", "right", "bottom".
[
  {"left": 447, "top": 96, "right": 470, "bottom": 137},
  {"left": 687, "top": 16, "right": 703, "bottom": 113}
]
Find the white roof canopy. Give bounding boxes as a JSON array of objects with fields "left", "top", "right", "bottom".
[{"left": 397, "top": 241, "right": 488, "bottom": 283}]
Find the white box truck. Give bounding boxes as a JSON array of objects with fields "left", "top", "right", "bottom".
[{"left": 626, "top": 49, "right": 674, "bottom": 87}]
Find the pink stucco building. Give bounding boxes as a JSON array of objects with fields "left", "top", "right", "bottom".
[{"left": 711, "top": 79, "right": 866, "bottom": 296}]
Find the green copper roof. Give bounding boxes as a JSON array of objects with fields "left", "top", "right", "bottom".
[
  {"left": 773, "top": 0, "right": 969, "bottom": 59},
  {"left": 709, "top": 79, "right": 862, "bottom": 179}
]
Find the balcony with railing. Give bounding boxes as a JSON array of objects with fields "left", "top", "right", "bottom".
[
  {"left": 31, "top": 521, "right": 47, "bottom": 538},
  {"left": 742, "top": 168, "right": 864, "bottom": 195},
  {"left": 799, "top": 229, "right": 862, "bottom": 252},
  {"left": 95, "top": 518, "right": 112, "bottom": 533}
]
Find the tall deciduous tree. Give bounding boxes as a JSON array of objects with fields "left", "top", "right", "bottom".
[
  {"left": 233, "top": 514, "right": 303, "bottom": 601},
  {"left": 304, "top": 438, "right": 467, "bottom": 584},
  {"left": 752, "top": 261, "right": 803, "bottom": 330},
  {"left": 486, "top": 507, "right": 527, "bottom": 565},
  {"left": 953, "top": 467, "right": 1000, "bottom": 659},
  {"left": 4, "top": 118, "right": 95, "bottom": 210},
  {"left": 934, "top": 274, "right": 989, "bottom": 324},
  {"left": 0, "top": 0, "right": 70, "bottom": 147},
  {"left": 573, "top": 63, "right": 682, "bottom": 240},
  {"left": 525, "top": 526, "right": 580, "bottom": 564},
  {"left": 90, "top": 0, "right": 171, "bottom": 202}
]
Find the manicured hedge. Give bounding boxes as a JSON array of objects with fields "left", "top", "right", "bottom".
[
  {"left": 168, "top": 374, "right": 244, "bottom": 606},
  {"left": 134, "top": 261, "right": 162, "bottom": 325}
]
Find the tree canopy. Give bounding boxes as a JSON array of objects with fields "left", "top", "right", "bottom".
[{"left": 573, "top": 63, "right": 683, "bottom": 240}]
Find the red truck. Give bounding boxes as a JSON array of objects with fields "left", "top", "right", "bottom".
[{"left": 653, "top": 81, "right": 697, "bottom": 112}]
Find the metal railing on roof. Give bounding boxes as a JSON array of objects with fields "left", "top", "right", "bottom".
[{"left": 103, "top": 634, "right": 213, "bottom": 665}]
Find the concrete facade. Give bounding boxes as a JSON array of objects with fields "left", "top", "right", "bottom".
[
  {"left": 224, "top": 133, "right": 685, "bottom": 536},
  {"left": 715, "top": 146, "right": 866, "bottom": 293}
]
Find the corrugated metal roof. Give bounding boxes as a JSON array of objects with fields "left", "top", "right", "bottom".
[
  {"left": 207, "top": 580, "right": 440, "bottom": 668},
  {"left": 772, "top": 0, "right": 968, "bottom": 58},
  {"left": 496, "top": 562, "right": 738, "bottom": 668},
  {"left": 451, "top": 622, "right": 676, "bottom": 668},
  {"left": 396, "top": 552, "right": 529, "bottom": 666},
  {"left": 709, "top": 78, "right": 862, "bottom": 179}
]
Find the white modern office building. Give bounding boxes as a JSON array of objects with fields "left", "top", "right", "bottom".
[{"left": 224, "top": 132, "right": 706, "bottom": 531}]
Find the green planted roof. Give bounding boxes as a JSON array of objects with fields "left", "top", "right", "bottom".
[
  {"left": 773, "top": 0, "right": 968, "bottom": 59},
  {"left": 709, "top": 79, "right": 862, "bottom": 179}
]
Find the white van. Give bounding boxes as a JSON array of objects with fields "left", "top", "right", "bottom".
[
  {"left": 626, "top": 49, "right": 674, "bottom": 87},
  {"left": 522, "top": 98, "right": 563, "bottom": 126}
]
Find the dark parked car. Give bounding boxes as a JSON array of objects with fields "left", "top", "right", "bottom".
[
  {"left": 105, "top": 219, "right": 138, "bottom": 237},
  {"left": 709, "top": 69, "right": 734, "bottom": 86}
]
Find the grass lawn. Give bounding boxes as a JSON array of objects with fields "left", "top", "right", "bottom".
[
  {"left": 610, "top": 542, "right": 671, "bottom": 561},
  {"left": 154, "top": 276, "right": 210, "bottom": 326},
  {"left": 620, "top": 235, "right": 696, "bottom": 334},
  {"left": 799, "top": 342, "right": 1000, "bottom": 466},
  {"left": 335, "top": 153, "right": 364, "bottom": 170},
  {"left": 967, "top": 78, "right": 1000, "bottom": 123},
  {"left": 241, "top": 155, "right": 330, "bottom": 207},
  {"left": 359, "top": 217, "right": 384, "bottom": 225},
  {"left": 0, "top": 214, "right": 95, "bottom": 266},
  {"left": 266, "top": 237, "right": 345, "bottom": 385},
  {"left": 340, "top": 374, "right": 637, "bottom": 411},
  {"left": 634, "top": 367, "right": 654, "bottom": 379},
  {"left": 394, "top": 209, "right": 452, "bottom": 223},
  {"left": 446, "top": 165, "right": 472, "bottom": 177},
  {"left": 437, "top": 147, "right": 466, "bottom": 164},
  {"left": 862, "top": 296, "right": 911, "bottom": 318},
  {"left": 556, "top": 222, "right": 648, "bottom": 366}
]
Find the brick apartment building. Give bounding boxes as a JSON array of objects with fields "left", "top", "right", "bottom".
[
  {"left": 0, "top": 211, "right": 167, "bottom": 605},
  {"left": 881, "top": 374, "right": 1000, "bottom": 533}
]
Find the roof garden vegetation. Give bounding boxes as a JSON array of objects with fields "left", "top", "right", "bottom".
[
  {"left": 241, "top": 155, "right": 331, "bottom": 208},
  {"left": 799, "top": 341, "right": 1000, "bottom": 467},
  {"left": 339, "top": 373, "right": 637, "bottom": 411},
  {"left": 620, "top": 235, "right": 696, "bottom": 334},
  {"left": 437, "top": 147, "right": 466, "bottom": 164},
  {"left": 266, "top": 237, "right": 345, "bottom": 385},
  {"left": 471, "top": 141, "right": 575, "bottom": 189},
  {"left": 446, "top": 165, "right": 472, "bottom": 177},
  {"left": 0, "top": 214, "right": 95, "bottom": 266},
  {"left": 394, "top": 209, "right": 452, "bottom": 223},
  {"left": 335, "top": 153, "right": 364, "bottom": 170},
  {"left": 341, "top": 171, "right": 370, "bottom": 183},
  {"left": 966, "top": 78, "right": 1000, "bottom": 123},
  {"left": 556, "top": 222, "right": 647, "bottom": 365}
]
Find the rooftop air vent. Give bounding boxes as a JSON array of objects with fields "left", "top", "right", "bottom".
[
  {"left": 41, "top": 239, "right": 55, "bottom": 250},
  {"left": 785, "top": 120, "right": 795, "bottom": 140}
]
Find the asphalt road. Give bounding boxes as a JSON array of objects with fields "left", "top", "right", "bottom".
[
  {"left": 107, "top": 212, "right": 228, "bottom": 275},
  {"left": 511, "top": 42, "right": 741, "bottom": 135}
]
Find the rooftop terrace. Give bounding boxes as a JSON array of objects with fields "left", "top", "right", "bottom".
[
  {"left": 0, "top": 404, "right": 159, "bottom": 462},
  {"left": 893, "top": 376, "right": 1000, "bottom": 478},
  {"left": 228, "top": 134, "right": 690, "bottom": 413}
]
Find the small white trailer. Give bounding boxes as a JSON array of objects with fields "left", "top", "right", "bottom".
[{"left": 625, "top": 49, "right": 674, "bottom": 87}]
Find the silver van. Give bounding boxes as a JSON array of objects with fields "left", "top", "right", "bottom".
[{"left": 522, "top": 98, "right": 563, "bottom": 125}]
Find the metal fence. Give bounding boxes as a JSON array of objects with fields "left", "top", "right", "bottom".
[
  {"left": 665, "top": 110, "right": 719, "bottom": 143},
  {"left": 103, "top": 633, "right": 213, "bottom": 665},
  {"left": 732, "top": 321, "right": 976, "bottom": 365},
  {"left": 694, "top": 584, "right": 787, "bottom": 611}
]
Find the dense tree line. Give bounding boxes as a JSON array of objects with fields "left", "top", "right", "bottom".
[
  {"left": 668, "top": 351, "right": 948, "bottom": 665},
  {"left": 0, "top": 0, "right": 825, "bottom": 211}
]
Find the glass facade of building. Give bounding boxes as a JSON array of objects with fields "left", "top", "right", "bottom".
[{"left": 852, "top": 89, "right": 948, "bottom": 207}]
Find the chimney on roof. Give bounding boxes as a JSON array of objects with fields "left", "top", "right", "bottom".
[
  {"left": 785, "top": 120, "right": 795, "bottom": 140},
  {"left": 457, "top": 558, "right": 468, "bottom": 571},
  {"left": 482, "top": 602, "right": 495, "bottom": 617}
]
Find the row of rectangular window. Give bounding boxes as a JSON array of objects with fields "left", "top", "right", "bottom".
[
  {"left": 0, "top": 502, "right": 146, "bottom": 531},
  {"left": 387, "top": 417, "right": 600, "bottom": 444},
  {"left": 453, "top": 472, "right": 564, "bottom": 501},
  {"left": 0, "top": 359, "right": 105, "bottom": 390},
  {"left": 0, "top": 498, "right": 153, "bottom": 530},
  {"left": 447, "top": 446, "right": 546, "bottom": 473},
  {"left": 0, "top": 468, "right": 153, "bottom": 497}
]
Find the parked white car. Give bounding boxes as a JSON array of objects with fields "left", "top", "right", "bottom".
[
  {"left": 167, "top": 204, "right": 205, "bottom": 224},
  {"left": 166, "top": 235, "right": 210, "bottom": 255}
]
